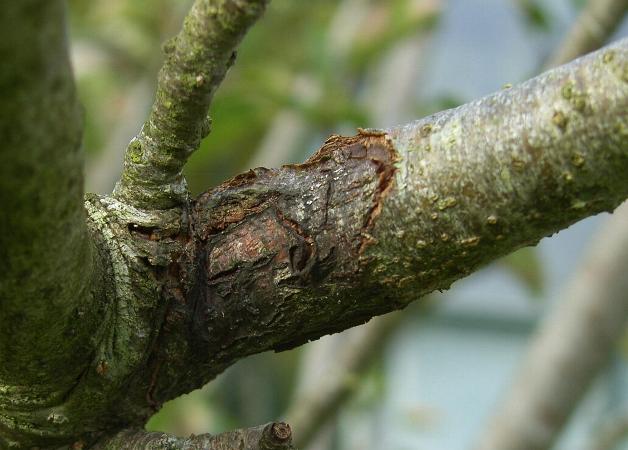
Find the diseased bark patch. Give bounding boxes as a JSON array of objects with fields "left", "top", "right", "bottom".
[
  {"left": 207, "top": 212, "right": 294, "bottom": 280},
  {"left": 146, "top": 131, "right": 399, "bottom": 407}
]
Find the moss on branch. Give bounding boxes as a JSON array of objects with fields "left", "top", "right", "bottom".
[{"left": 113, "top": 0, "right": 270, "bottom": 210}]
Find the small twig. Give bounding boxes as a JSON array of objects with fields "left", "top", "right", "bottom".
[
  {"left": 544, "top": 0, "right": 628, "bottom": 69},
  {"left": 93, "top": 422, "right": 293, "bottom": 450},
  {"left": 113, "top": 0, "right": 269, "bottom": 209}
]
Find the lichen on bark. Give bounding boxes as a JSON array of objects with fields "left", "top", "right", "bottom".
[
  {"left": 0, "top": 0, "right": 627, "bottom": 448},
  {"left": 113, "top": 0, "right": 270, "bottom": 210}
]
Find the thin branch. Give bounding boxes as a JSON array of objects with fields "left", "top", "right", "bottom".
[
  {"left": 93, "top": 422, "right": 293, "bottom": 450},
  {"left": 113, "top": 0, "right": 269, "bottom": 209},
  {"left": 472, "top": 200, "right": 628, "bottom": 450},
  {"left": 544, "top": 0, "right": 628, "bottom": 69}
]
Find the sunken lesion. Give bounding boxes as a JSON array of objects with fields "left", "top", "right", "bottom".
[{"left": 146, "top": 131, "right": 400, "bottom": 405}]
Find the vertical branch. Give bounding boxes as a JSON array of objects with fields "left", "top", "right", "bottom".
[
  {"left": 0, "top": 1, "right": 97, "bottom": 391},
  {"left": 113, "top": 0, "right": 269, "bottom": 210}
]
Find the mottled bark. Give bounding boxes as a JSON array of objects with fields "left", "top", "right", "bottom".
[
  {"left": 0, "top": 2, "right": 106, "bottom": 448},
  {"left": 0, "top": 0, "right": 627, "bottom": 447},
  {"left": 94, "top": 422, "right": 292, "bottom": 450}
]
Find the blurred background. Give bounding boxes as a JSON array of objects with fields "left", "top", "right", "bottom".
[{"left": 68, "top": 1, "right": 628, "bottom": 449}]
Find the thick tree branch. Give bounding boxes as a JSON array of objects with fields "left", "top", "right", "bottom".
[
  {"left": 113, "top": 0, "right": 269, "bottom": 209},
  {"left": 4, "top": 32, "right": 626, "bottom": 449},
  {"left": 544, "top": 0, "right": 627, "bottom": 69},
  {"left": 473, "top": 201, "right": 628, "bottom": 450},
  {"left": 128, "top": 39, "right": 627, "bottom": 410},
  {"left": 471, "top": 8, "right": 628, "bottom": 449},
  {"left": 94, "top": 422, "right": 293, "bottom": 450},
  {"left": 0, "top": 3, "right": 105, "bottom": 448}
]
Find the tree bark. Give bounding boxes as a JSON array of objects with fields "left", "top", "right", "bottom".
[
  {"left": 0, "top": 3, "right": 107, "bottom": 448},
  {"left": 0, "top": 0, "right": 627, "bottom": 447},
  {"left": 93, "top": 422, "right": 293, "bottom": 450}
]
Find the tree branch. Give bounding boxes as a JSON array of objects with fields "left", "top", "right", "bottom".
[
  {"left": 4, "top": 29, "right": 626, "bottom": 449},
  {"left": 544, "top": 0, "right": 627, "bottom": 69},
  {"left": 113, "top": 0, "right": 270, "bottom": 209},
  {"left": 0, "top": 3, "right": 105, "bottom": 448},
  {"left": 94, "top": 422, "right": 293, "bottom": 450},
  {"left": 132, "top": 38, "right": 627, "bottom": 409}
]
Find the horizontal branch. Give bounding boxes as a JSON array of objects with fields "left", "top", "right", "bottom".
[
  {"left": 114, "top": 0, "right": 269, "bottom": 209},
  {"left": 93, "top": 422, "right": 293, "bottom": 450},
  {"left": 138, "top": 39, "right": 628, "bottom": 406},
  {"left": 15, "top": 37, "right": 625, "bottom": 449}
]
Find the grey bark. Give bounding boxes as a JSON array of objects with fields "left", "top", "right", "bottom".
[{"left": 94, "top": 422, "right": 293, "bottom": 450}]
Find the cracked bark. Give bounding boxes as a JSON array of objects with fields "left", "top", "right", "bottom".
[{"left": 1, "top": 0, "right": 627, "bottom": 447}]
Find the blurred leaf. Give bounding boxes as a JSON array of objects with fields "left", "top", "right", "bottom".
[
  {"left": 514, "top": 0, "right": 553, "bottom": 31},
  {"left": 571, "top": 0, "right": 587, "bottom": 9},
  {"left": 146, "top": 387, "right": 219, "bottom": 437},
  {"left": 349, "top": 1, "right": 441, "bottom": 73}
]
